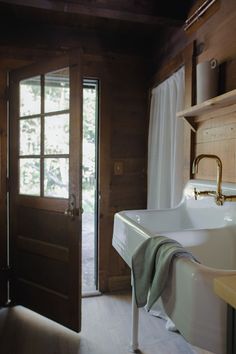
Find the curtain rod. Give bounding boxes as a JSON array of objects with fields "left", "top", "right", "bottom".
[{"left": 184, "top": 0, "right": 216, "bottom": 31}]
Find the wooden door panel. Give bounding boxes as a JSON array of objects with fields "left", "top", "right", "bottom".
[
  {"left": 17, "top": 235, "right": 69, "bottom": 262},
  {"left": 9, "top": 51, "right": 82, "bottom": 331},
  {"left": 16, "top": 280, "right": 71, "bottom": 326},
  {"left": 17, "top": 251, "right": 69, "bottom": 293},
  {"left": 18, "top": 207, "right": 69, "bottom": 247}
]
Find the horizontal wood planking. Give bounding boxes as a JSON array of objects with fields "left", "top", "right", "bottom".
[
  {"left": 108, "top": 275, "right": 131, "bottom": 292},
  {"left": 83, "top": 53, "right": 148, "bottom": 292},
  {"left": 153, "top": 1, "right": 236, "bottom": 184},
  {"left": 196, "top": 116, "right": 236, "bottom": 144},
  {"left": 150, "top": 51, "right": 185, "bottom": 89},
  {"left": 184, "top": 0, "right": 220, "bottom": 34},
  {"left": 194, "top": 107, "right": 236, "bottom": 183},
  {"left": 195, "top": 145, "right": 236, "bottom": 181},
  {"left": 110, "top": 185, "right": 146, "bottom": 210},
  {"left": 197, "top": 1, "right": 236, "bottom": 63},
  {"left": 0, "top": 34, "right": 148, "bottom": 296},
  {"left": 0, "top": 10, "right": 148, "bottom": 309}
]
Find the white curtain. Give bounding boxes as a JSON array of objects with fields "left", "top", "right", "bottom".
[{"left": 147, "top": 67, "right": 185, "bottom": 209}]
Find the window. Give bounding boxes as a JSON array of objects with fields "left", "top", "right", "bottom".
[{"left": 19, "top": 68, "right": 70, "bottom": 198}]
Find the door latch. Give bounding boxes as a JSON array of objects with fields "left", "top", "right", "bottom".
[{"left": 64, "top": 194, "right": 81, "bottom": 219}]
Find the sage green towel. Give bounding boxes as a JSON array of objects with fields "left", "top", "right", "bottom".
[{"left": 131, "top": 236, "right": 198, "bottom": 310}]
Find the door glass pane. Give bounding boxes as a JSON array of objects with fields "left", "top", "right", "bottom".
[
  {"left": 19, "top": 158, "right": 40, "bottom": 196},
  {"left": 20, "top": 76, "right": 41, "bottom": 117},
  {"left": 44, "top": 158, "right": 69, "bottom": 198},
  {"left": 20, "top": 118, "right": 41, "bottom": 156},
  {"left": 44, "top": 114, "right": 69, "bottom": 154},
  {"left": 45, "top": 68, "right": 70, "bottom": 113}
]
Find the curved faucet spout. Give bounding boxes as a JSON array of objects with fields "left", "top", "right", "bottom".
[{"left": 192, "top": 154, "right": 223, "bottom": 204}]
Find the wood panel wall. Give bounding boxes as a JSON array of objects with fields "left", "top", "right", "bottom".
[
  {"left": 152, "top": 0, "right": 236, "bottom": 183},
  {"left": 0, "top": 46, "right": 148, "bottom": 295},
  {"left": 83, "top": 53, "right": 148, "bottom": 291},
  {"left": 195, "top": 112, "right": 236, "bottom": 181},
  {"left": 3, "top": 0, "right": 235, "bottom": 297},
  {"left": 194, "top": 1, "right": 236, "bottom": 181}
]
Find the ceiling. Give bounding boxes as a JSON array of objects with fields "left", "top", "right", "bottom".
[
  {"left": 0, "top": 0, "right": 196, "bottom": 58},
  {"left": 0, "top": 1, "right": 196, "bottom": 27}
]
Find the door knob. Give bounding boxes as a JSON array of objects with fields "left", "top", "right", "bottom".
[{"left": 64, "top": 194, "right": 80, "bottom": 219}]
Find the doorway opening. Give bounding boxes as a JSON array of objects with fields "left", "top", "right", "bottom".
[{"left": 82, "top": 79, "right": 99, "bottom": 295}]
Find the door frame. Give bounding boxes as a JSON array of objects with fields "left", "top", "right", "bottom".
[{"left": 0, "top": 70, "right": 9, "bottom": 306}]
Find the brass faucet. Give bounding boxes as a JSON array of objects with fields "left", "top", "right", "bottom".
[
  {"left": 192, "top": 154, "right": 236, "bottom": 205},
  {"left": 192, "top": 154, "right": 224, "bottom": 205}
]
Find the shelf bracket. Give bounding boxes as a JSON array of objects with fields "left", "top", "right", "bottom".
[{"left": 182, "top": 117, "right": 197, "bottom": 132}]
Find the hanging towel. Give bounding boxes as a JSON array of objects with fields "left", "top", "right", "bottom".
[{"left": 131, "top": 236, "right": 198, "bottom": 310}]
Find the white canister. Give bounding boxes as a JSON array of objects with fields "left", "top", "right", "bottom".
[{"left": 196, "top": 59, "right": 218, "bottom": 104}]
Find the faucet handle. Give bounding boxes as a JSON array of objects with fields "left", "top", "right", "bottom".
[
  {"left": 194, "top": 187, "right": 198, "bottom": 200},
  {"left": 215, "top": 194, "right": 224, "bottom": 206},
  {"left": 193, "top": 188, "right": 216, "bottom": 200}
]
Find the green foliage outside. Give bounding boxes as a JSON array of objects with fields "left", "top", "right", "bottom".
[
  {"left": 19, "top": 77, "right": 97, "bottom": 209},
  {"left": 82, "top": 87, "right": 97, "bottom": 213}
]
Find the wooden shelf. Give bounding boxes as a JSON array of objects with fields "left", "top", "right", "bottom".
[
  {"left": 177, "top": 89, "right": 236, "bottom": 131},
  {"left": 214, "top": 275, "right": 236, "bottom": 310}
]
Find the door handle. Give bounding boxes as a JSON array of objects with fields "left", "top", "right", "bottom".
[{"left": 64, "top": 194, "right": 81, "bottom": 219}]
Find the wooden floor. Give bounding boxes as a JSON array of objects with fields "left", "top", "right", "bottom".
[
  {"left": 0, "top": 292, "right": 214, "bottom": 354},
  {"left": 81, "top": 292, "right": 213, "bottom": 354}
]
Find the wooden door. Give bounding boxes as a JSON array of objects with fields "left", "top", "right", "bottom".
[{"left": 9, "top": 51, "right": 82, "bottom": 331}]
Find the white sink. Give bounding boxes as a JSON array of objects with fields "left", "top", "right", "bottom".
[
  {"left": 113, "top": 180, "right": 236, "bottom": 268},
  {"left": 112, "top": 179, "right": 236, "bottom": 354}
]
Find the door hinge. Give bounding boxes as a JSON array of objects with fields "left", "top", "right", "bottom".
[
  {"left": 6, "top": 177, "right": 10, "bottom": 192},
  {"left": 4, "top": 86, "right": 10, "bottom": 101},
  {"left": 0, "top": 266, "right": 12, "bottom": 307},
  {"left": 0, "top": 266, "right": 11, "bottom": 280}
]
